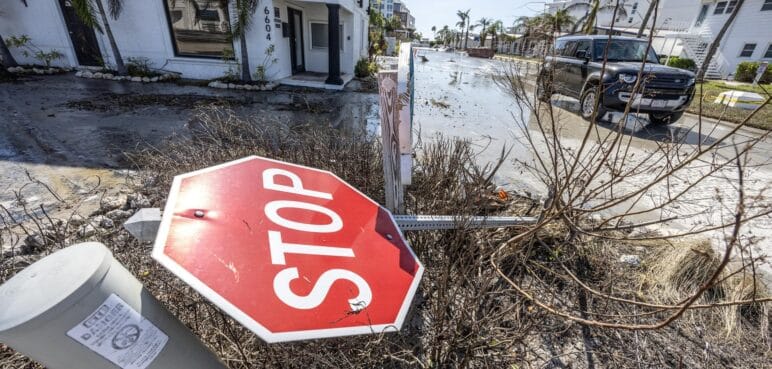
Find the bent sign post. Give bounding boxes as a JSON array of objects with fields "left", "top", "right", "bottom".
[{"left": 152, "top": 156, "right": 424, "bottom": 343}]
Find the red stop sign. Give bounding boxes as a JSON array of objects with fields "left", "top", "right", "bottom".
[{"left": 152, "top": 156, "right": 423, "bottom": 343}]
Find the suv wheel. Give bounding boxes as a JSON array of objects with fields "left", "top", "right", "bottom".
[
  {"left": 536, "top": 75, "right": 552, "bottom": 103},
  {"left": 579, "top": 86, "right": 607, "bottom": 122},
  {"left": 649, "top": 111, "right": 683, "bottom": 125}
]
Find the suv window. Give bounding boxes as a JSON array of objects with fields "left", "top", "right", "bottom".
[
  {"left": 554, "top": 39, "right": 568, "bottom": 56},
  {"left": 563, "top": 41, "right": 578, "bottom": 57},
  {"left": 575, "top": 40, "right": 591, "bottom": 57},
  {"left": 593, "top": 40, "right": 659, "bottom": 63}
]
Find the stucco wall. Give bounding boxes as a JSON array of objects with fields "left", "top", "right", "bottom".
[
  {"left": 0, "top": 1, "right": 78, "bottom": 68},
  {"left": 1, "top": 0, "right": 369, "bottom": 82}
]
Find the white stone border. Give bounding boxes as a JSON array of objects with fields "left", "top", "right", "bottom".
[
  {"left": 74, "top": 70, "right": 180, "bottom": 83},
  {"left": 207, "top": 80, "right": 279, "bottom": 91},
  {"left": 6, "top": 66, "right": 71, "bottom": 75}
]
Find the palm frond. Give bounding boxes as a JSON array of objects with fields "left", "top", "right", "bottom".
[
  {"left": 107, "top": 0, "right": 123, "bottom": 19},
  {"left": 232, "top": 0, "right": 259, "bottom": 38},
  {"left": 70, "top": 0, "right": 102, "bottom": 33}
]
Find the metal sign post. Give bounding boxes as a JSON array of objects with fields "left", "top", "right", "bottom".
[
  {"left": 397, "top": 42, "right": 414, "bottom": 186},
  {"left": 378, "top": 70, "right": 405, "bottom": 213}
]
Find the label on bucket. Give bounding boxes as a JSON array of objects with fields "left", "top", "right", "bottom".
[{"left": 67, "top": 294, "right": 168, "bottom": 369}]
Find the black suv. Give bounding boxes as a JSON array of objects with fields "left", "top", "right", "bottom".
[{"left": 537, "top": 35, "right": 696, "bottom": 125}]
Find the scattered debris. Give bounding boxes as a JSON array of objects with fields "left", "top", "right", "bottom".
[
  {"left": 430, "top": 98, "right": 450, "bottom": 109},
  {"left": 619, "top": 254, "right": 641, "bottom": 267}
]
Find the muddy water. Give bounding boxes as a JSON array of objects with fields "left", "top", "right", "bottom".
[
  {"left": 413, "top": 49, "right": 538, "bottom": 192},
  {"left": 0, "top": 74, "right": 378, "bottom": 223}
]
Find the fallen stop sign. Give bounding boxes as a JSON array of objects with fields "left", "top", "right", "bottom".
[{"left": 152, "top": 156, "right": 424, "bottom": 343}]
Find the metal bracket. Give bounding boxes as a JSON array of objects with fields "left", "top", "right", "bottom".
[
  {"left": 124, "top": 209, "right": 538, "bottom": 242},
  {"left": 393, "top": 215, "right": 537, "bottom": 231}
]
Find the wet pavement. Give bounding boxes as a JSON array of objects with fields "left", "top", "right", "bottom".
[
  {"left": 414, "top": 49, "right": 772, "bottom": 276},
  {"left": 0, "top": 74, "right": 378, "bottom": 221}
]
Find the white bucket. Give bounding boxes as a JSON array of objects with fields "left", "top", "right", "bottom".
[{"left": 0, "top": 242, "right": 227, "bottom": 369}]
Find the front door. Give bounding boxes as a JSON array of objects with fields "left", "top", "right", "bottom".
[
  {"left": 59, "top": 0, "right": 103, "bottom": 66},
  {"left": 287, "top": 7, "right": 305, "bottom": 74}
]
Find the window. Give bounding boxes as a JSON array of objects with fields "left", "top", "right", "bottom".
[
  {"left": 695, "top": 4, "right": 709, "bottom": 26},
  {"left": 593, "top": 40, "right": 659, "bottom": 63},
  {"left": 739, "top": 43, "right": 756, "bottom": 57},
  {"left": 575, "top": 40, "right": 591, "bottom": 56},
  {"left": 310, "top": 23, "right": 344, "bottom": 50},
  {"left": 553, "top": 39, "right": 568, "bottom": 55},
  {"left": 563, "top": 41, "right": 577, "bottom": 57},
  {"left": 725, "top": 0, "right": 738, "bottom": 13},
  {"left": 714, "top": 2, "right": 727, "bottom": 14},
  {"left": 763, "top": 0, "right": 772, "bottom": 10},
  {"left": 164, "top": 0, "right": 233, "bottom": 58},
  {"left": 628, "top": 16, "right": 634, "bottom": 23},
  {"left": 765, "top": 44, "right": 772, "bottom": 58}
]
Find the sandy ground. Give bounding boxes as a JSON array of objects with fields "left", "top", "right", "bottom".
[{"left": 413, "top": 49, "right": 772, "bottom": 278}]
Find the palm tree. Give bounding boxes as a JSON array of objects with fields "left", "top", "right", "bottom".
[
  {"left": 698, "top": 0, "right": 744, "bottom": 80},
  {"left": 431, "top": 25, "right": 437, "bottom": 39},
  {"left": 566, "top": 0, "right": 628, "bottom": 34},
  {"left": 489, "top": 20, "right": 504, "bottom": 50},
  {"left": 455, "top": 11, "right": 466, "bottom": 48},
  {"left": 545, "top": 9, "right": 575, "bottom": 34},
  {"left": 70, "top": 0, "right": 127, "bottom": 74},
  {"left": 513, "top": 16, "right": 541, "bottom": 55},
  {"left": 476, "top": 18, "right": 491, "bottom": 47},
  {"left": 437, "top": 25, "right": 452, "bottom": 46},
  {"left": 231, "top": 0, "right": 259, "bottom": 81},
  {"left": 463, "top": 10, "right": 472, "bottom": 49}
]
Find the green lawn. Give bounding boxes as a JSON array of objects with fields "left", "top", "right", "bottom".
[{"left": 686, "top": 81, "right": 771, "bottom": 130}]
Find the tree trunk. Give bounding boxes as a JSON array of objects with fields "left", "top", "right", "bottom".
[
  {"left": 239, "top": 35, "right": 251, "bottom": 81},
  {"left": 0, "top": 34, "right": 19, "bottom": 68},
  {"left": 94, "top": 0, "right": 127, "bottom": 74},
  {"left": 697, "top": 0, "right": 744, "bottom": 80},
  {"left": 464, "top": 24, "right": 469, "bottom": 49},
  {"left": 636, "top": 0, "right": 657, "bottom": 38}
]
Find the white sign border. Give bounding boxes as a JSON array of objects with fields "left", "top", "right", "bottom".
[{"left": 151, "top": 156, "right": 424, "bottom": 343}]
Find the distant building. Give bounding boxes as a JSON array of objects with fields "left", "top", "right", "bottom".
[
  {"left": 372, "top": 0, "right": 396, "bottom": 18},
  {"left": 393, "top": 1, "right": 416, "bottom": 31},
  {"left": 373, "top": 0, "right": 415, "bottom": 40},
  {"left": 536, "top": 0, "right": 772, "bottom": 79}
]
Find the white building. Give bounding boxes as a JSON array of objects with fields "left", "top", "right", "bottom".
[
  {"left": 1, "top": 0, "right": 371, "bottom": 89},
  {"left": 373, "top": 0, "right": 395, "bottom": 18},
  {"left": 542, "top": 0, "right": 772, "bottom": 79},
  {"left": 672, "top": 0, "right": 772, "bottom": 79}
]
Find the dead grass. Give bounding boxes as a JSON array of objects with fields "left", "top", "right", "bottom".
[{"left": 1, "top": 107, "right": 771, "bottom": 368}]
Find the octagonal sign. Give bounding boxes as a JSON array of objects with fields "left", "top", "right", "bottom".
[{"left": 152, "top": 156, "right": 423, "bottom": 343}]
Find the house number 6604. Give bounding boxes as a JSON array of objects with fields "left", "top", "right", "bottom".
[{"left": 264, "top": 6, "right": 272, "bottom": 40}]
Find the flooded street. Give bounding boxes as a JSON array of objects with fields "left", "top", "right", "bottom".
[{"left": 414, "top": 49, "right": 772, "bottom": 276}]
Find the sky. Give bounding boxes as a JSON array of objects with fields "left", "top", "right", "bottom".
[{"left": 405, "top": 0, "right": 544, "bottom": 40}]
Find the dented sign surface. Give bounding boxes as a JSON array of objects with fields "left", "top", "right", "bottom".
[{"left": 152, "top": 156, "right": 423, "bottom": 343}]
